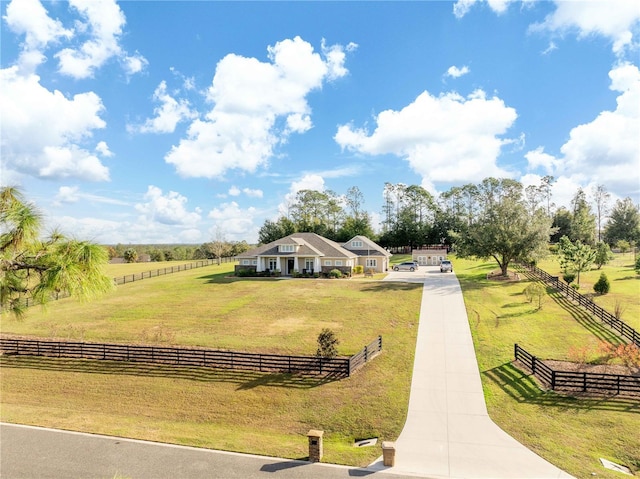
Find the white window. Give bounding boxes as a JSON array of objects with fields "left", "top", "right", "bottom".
[
  {"left": 366, "top": 258, "right": 377, "bottom": 267},
  {"left": 252, "top": 260, "right": 257, "bottom": 265},
  {"left": 269, "top": 258, "right": 277, "bottom": 270},
  {"left": 242, "top": 259, "right": 250, "bottom": 265},
  {"left": 305, "top": 259, "right": 314, "bottom": 270},
  {"left": 279, "top": 244, "right": 295, "bottom": 252},
  {"left": 352, "top": 240, "right": 363, "bottom": 248},
  {"left": 324, "top": 260, "right": 332, "bottom": 266},
  {"left": 335, "top": 260, "right": 343, "bottom": 266}
]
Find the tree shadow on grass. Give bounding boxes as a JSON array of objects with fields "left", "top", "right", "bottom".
[
  {"left": 482, "top": 362, "right": 640, "bottom": 414},
  {"left": 0, "top": 355, "right": 345, "bottom": 390}
]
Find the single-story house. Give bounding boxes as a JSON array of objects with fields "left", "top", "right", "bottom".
[
  {"left": 235, "top": 233, "right": 391, "bottom": 276},
  {"left": 412, "top": 247, "right": 448, "bottom": 266}
]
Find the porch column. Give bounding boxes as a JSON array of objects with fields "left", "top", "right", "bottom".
[
  {"left": 294, "top": 256, "right": 299, "bottom": 272},
  {"left": 257, "top": 257, "right": 263, "bottom": 272}
]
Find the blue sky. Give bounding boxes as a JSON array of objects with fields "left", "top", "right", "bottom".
[{"left": 1, "top": 0, "right": 639, "bottom": 244}]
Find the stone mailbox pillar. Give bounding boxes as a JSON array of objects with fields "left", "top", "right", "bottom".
[
  {"left": 382, "top": 441, "right": 396, "bottom": 467},
  {"left": 307, "top": 429, "right": 324, "bottom": 462}
]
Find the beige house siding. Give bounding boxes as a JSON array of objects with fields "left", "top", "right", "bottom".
[{"left": 412, "top": 249, "right": 448, "bottom": 266}]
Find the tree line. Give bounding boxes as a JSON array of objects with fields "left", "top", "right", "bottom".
[{"left": 258, "top": 177, "right": 640, "bottom": 254}]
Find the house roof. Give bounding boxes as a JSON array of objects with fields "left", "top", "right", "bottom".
[
  {"left": 237, "top": 232, "right": 359, "bottom": 259},
  {"left": 343, "top": 235, "right": 391, "bottom": 257}
]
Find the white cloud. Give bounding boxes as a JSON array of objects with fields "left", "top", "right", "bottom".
[
  {"left": 132, "top": 81, "right": 197, "bottom": 134},
  {"left": 453, "top": 0, "right": 515, "bottom": 18},
  {"left": 3, "top": 0, "right": 72, "bottom": 72},
  {"left": 207, "top": 201, "right": 258, "bottom": 240},
  {"left": 54, "top": 0, "right": 147, "bottom": 79},
  {"left": 135, "top": 185, "right": 201, "bottom": 226},
  {"left": 278, "top": 174, "right": 326, "bottom": 217},
  {"left": 54, "top": 185, "right": 128, "bottom": 206},
  {"left": 228, "top": 186, "right": 241, "bottom": 196},
  {"left": 530, "top": 0, "right": 640, "bottom": 55},
  {"left": 524, "top": 63, "right": 640, "bottom": 200},
  {"left": 525, "top": 146, "right": 560, "bottom": 174},
  {"left": 243, "top": 188, "right": 263, "bottom": 198},
  {"left": 335, "top": 89, "right": 518, "bottom": 187},
  {"left": 557, "top": 63, "right": 640, "bottom": 197},
  {"left": 122, "top": 51, "right": 148, "bottom": 76},
  {"left": 165, "top": 36, "right": 353, "bottom": 179},
  {"left": 445, "top": 65, "right": 470, "bottom": 78},
  {"left": 0, "top": 66, "right": 110, "bottom": 181},
  {"left": 95, "top": 141, "right": 113, "bottom": 157}
]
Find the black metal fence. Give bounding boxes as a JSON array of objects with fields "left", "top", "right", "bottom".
[
  {"left": 0, "top": 335, "right": 382, "bottom": 378},
  {"left": 514, "top": 343, "right": 640, "bottom": 396},
  {"left": 113, "top": 258, "right": 236, "bottom": 285},
  {"left": 517, "top": 263, "right": 640, "bottom": 346}
]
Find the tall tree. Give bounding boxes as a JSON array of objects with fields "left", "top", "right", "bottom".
[
  {"left": 592, "top": 184, "right": 610, "bottom": 243},
  {"left": 258, "top": 217, "right": 296, "bottom": 244},
  {"left": 1, "top": 187, "right": 113, "bottom": 317},
  {"left": 570, "top": 188, "right": 596, "bottom": 245},
  {"left": 557, "top": 236, "right": 595, "bottom": 285},
  {"left": 604, "top": 197, "right": 640, "bottom": 246},
  {"left": 453, "top": 178, "right": 552, "bottom": 276}
]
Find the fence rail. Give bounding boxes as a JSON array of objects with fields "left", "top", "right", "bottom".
[
  {"left": 517, "top": 263, "right": 640, "bottom": 346},
  {"left": 514, "top": 344, "right": 640, "bottom": 396},
  {"left": 0, "top": 336, "right": 382, "bottom": 378},
  {"left": 11, "top": 258, "right": 237, "bottom": 310}
]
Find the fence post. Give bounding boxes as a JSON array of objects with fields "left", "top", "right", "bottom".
[
  {"left": 583, "top": 372, "right": 587, "bottom": 392},
  {"left": 514, "top": 343, "right": 518, "bottom": 359},
  {"left": 378, "top": 335, "right": 382, "bottom": 352},
  {"left": 532, "top": 356, "right": 536, "bottom": 374},
  {"left": 551, "top": 370, "right": 556, "bottom": 390},
  {"left": 348, "top": 357, "right": 352, "bottom": 377}
]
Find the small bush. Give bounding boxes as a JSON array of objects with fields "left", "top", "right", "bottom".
[
  {"left": 523, "top": 283, "right": 546, "bottom": 309},
  {"left": 593, "top": 272, "right": 610, "bottom": 294},
  {"left": 635, "top": 255, "right": 640, "bottom": 275},
  {"left": 329, "top": 269, "right": 343, "bottom": 279},
  {"left": 571, "top": 283, "right": 580, "bottom": 290},
  {"left": 353, "top": 265, "right": 364, "bottom": 275},
  {"left": 562, "top": 272, "right": 576, "bottom": 284},
  {"left": 316, "top": 328, "right": 339, "bottom": 358}
]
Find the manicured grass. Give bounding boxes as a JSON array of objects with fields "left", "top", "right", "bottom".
[
  {"left": 1, "top": 262, "right": 422, "bottom": 466},
  {"left": 535, "top": 253, "right": 640, "bottom": 330},
  {"left": 453, "top": 256, "right": 640, "bottom": 479}
]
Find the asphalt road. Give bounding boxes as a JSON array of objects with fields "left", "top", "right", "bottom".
[{"left": 0, "top": 423, "right": 425, "bottom": 479}]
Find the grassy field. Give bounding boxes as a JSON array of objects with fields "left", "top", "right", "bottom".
[
  {"left": 0, "top": 262, "right": 422, "bottom": 466},
  {"left": 535, "top": 252, "right": 640, "bottom": 330},
  {"left": 1, "top": 256, "right": 639, "bottom": 476},
  {"left": 453, "top": 256, "right": 639, "bottom": 478}
]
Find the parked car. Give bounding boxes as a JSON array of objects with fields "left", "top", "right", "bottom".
[
  {"left": 393, "top": 262, "right": 418, "bottom": 272},
  {"left": 440, "top": 260, "right": 453, "bottom": 272}
]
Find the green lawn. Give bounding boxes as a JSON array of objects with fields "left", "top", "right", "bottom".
[
  {"left": 535, "top": 252, "right": 640, "bottom": 330},
  {"left": 1, "top": 262, "right": 422, "bottom": 466},
  {"left": 1, "top": 256, "right": 639, "bottom": 476},
  {"left": 453, "top": 256, "right": 639, "bottom": 478}
]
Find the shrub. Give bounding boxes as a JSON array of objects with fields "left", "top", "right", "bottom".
[
  {"left": 329, "top": 269, "right": 343, "bottom": 279},
  {"left": 635, "top": 256, "right": 640, "bottom": 275},
  {"left": 316, "top": 328, "right": 339, "bottom": 358},
  {"left": 562, "top": 272, "right": 576, "bottom": 284},
  {"left": 593, "top": 272, "right": 610, "bottom": 294},
  {"left": 353, "top": 265, "right": 364, "bottom": 275},
  {"left": 571, "top": 283, "right": 580, "bottom": 290},
  {"left": 568, "top": 345, "right": 592, "bottom": 364}
]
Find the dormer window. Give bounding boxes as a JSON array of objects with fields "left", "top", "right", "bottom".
[
  {"left": 279, "top": 244, "right": 296, "bottom": 253},
  {"left": 352, "top": 240, "right": 363, "bottom": 248}
]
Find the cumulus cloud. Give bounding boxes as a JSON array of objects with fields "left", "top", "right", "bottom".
[
  {"left": 135, "top": 185, "right": 201, "bottom": 226},
  {"left": 524, "top": 63, "right": 639, "bottom": 199},
  {"left": 453, "top": 0, "right": 515, "bottom": 18},
  {"left": 131, "top": 81, "right": 197, "bottom": 134},
  {"left": 165, "top": 36, "right": 353, "bottom": 179},
  {"left": 208, "top": 201, "right": 258, "bottom": 239},
  {"left": 445, "top": 65, "right": 470, "bottom": 78},
  {"left": 335, "top": 89, "right": 518, "bottom": 189},
  {"left": 0, "top": 66, "right": 110, "bottom": 181},
  {"left": 3, "top": 0, "right": 72, "bottom": 71},
  {"left": 530, "top": 0, "right": 640, "bottom": 54}
]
